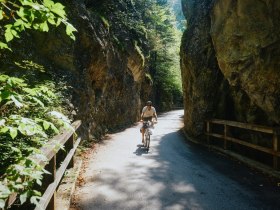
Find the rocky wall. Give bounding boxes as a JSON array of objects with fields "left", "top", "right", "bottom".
[
  {"left": 180, "top": 0, "right": 224, "bottom": 136},
  {"left": 181, "top": 0, "right": 280, "bottom": 136},
  {"left": 54, "top": 0, "right": 150, "bottom": 140},
  {"left": 0, "top": 0, "right": 150, "bottom": 141}
]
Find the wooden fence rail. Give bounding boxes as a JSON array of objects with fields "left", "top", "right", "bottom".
[
  {"left": 205, "top": 119, "right": 280, "bottom": 170},
  {"left": 6, "top": 120, "right": 82, "bottom": 210}
]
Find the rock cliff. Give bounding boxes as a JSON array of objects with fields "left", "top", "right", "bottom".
[
  {"left": 48, "top": 0, "right": 152, "bottom": 140},
  {"left": 0, "top": 0, "right": 150, "bottom": 140},
  {"left": 181, "top": 0, "right": 280, "bottom": 136}
]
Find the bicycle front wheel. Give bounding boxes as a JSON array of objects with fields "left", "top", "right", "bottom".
[{"left": 145, "top": 133, "right": 150, "bottom": 149}]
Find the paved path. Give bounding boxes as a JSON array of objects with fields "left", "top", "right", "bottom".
[{"left": 71, "top": 110, "right": 280, "bottom": 210}]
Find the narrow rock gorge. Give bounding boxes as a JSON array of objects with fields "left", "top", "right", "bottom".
[
  {"left": 181, "top": 0, "right": 280, "bottom": 137},
  {"left": 2, "top": 0, "right": 279, "bottom": 143},
  {"left": 0, "top": 0, "right": 151, "bottom": 141}
]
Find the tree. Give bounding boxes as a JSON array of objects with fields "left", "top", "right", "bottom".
[
  {"left": 0, "top": 0, "right": 76, "bottom": 50},
  {"left": 133, "top": 0, "right": 183, "bottom": 109}
]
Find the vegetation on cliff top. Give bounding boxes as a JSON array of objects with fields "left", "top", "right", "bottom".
[
  {"left": 133, "top": 0, "right": 183, "bottom": 109},
  {"left": 94, "top": 0, "right": 183, "bottom": 109}
]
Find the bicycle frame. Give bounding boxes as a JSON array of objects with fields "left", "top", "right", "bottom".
[{"left": 143, "top": 121, "right": 152, "bottom": 149}]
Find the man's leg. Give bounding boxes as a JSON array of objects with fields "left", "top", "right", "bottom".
[
  {"left": 141, "top": 128, "right": 145, "bottom": 143},
  {"left": 151, "top": 119, "right": 154, "bottom": 127}
]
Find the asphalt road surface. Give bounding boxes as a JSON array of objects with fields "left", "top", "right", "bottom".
[{"left": 71, "top": 110, "right": 280, "bottom": 210}]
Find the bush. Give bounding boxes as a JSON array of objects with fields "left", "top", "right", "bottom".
[{"left": 0, "top": 73, "right": 71, "bottom": 208}]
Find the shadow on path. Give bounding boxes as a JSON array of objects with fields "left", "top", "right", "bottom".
[
  {"left": 77, "top": 110, "right": 280, "bottom": 210},
  {"left": 133, "top": 144, "right": 149, "bottom": 156}
]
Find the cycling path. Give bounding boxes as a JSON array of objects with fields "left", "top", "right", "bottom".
[{"left": 71, "top": 110, "right": 280, "bottom": 210}]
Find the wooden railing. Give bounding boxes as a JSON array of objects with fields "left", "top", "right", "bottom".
[
  {"left": 205, "top": 119, "right": 280, "bottom": 170},
  {"left": 172, "top": 106, "right": 184, "bottom": 110},
  {"left": 6, "top": 120, "right": 82, "bottom": 210}
]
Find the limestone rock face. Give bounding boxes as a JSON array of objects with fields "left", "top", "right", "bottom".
[
  {"left": 181, "top": 0, "right": 224, "bottom": 136},
  {"left": 3, "top": 0, "right": 149, "bottom": 140},
  {"left": 181, "top": 0, "right": 280, "bottom": 136},
  {"left": 211, "top": 0, "right": 280, "bottom": 124},
  {"left": 58, "top": 0, "right": 148, "bottom": 140}
]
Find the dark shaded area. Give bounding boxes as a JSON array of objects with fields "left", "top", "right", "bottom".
[
  {"left": 78, "top": 110, "right": 280, "bottom": 210},
  {"left": 208, "top": 123, "right": 277, "bottom": 167}
]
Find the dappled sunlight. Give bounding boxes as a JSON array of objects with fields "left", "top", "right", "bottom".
[
  {"left": 78, "top": 157, "right": 203, "bottom": 210},
  {"left": 73, "top": 110, "right": 280, "bottom": 210},
  {"left": 171, "top": 183, "right": 196, "bottom": 193},
  {"left": 75, "top": 110, "right": 206, "bottom": 210}
]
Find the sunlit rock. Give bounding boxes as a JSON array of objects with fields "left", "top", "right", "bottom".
[{"left": 181, "top": 0, "right": 280, "bottom": 136}]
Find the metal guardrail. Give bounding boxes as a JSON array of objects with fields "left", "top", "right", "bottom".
[
  {"left": 205, "top": 119, "right": 280, "bottom": 170},
  {"left": 6, "top": 120, "right": 82, "bottom": 210}
]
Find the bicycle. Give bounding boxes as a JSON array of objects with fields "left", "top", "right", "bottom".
[{"left": 142, "top": 120, "right": 156, "bottom": 150}]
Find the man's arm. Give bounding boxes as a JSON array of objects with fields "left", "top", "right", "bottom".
[
  {"left": 141, "top": 106, "right": 146, "bottom": 120},
  {"left": 153, "top": 112, "right": 157, "bottom": 121}
]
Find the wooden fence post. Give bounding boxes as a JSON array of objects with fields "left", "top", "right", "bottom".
[
  {"left": 224, "top": 125, "right": 228, "bottom": 150},
  {"left": 206, "top": 121, "right": 211, "bottom": 145},
  {"left": 273, "top": 129, "right": 279, "bottom": 170},
  {"left": 66, "top": 134, "right": 75, "bottom": 169},
  {"left": 46, "top": 155, "right": 56, "bottom": 210}
]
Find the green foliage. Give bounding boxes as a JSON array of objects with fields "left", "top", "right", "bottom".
[
  {"left": 100, "top": 15, "right": 110, "bottom": 29},
  {"left": 0, "top": 0, "right": 77, "bottom": 50},
  {"left": 133, "top": 0, "right": 183, "bottom": 109},
  {"left": 134, "top": 41, "right": 145, "bottom": 67},
  {"left": 99, "top": 0, "right": 183, "bottom": 109},
  {"left": 0, "top": 1, "right": 76, "bottom": 208},
  {"left": 145, "top": 73, "right": 153, "bottom": 84},
  {"left": 167, "top": 0, "right": 186, "bottom": 31},
  {"left": 90, "top": 0, "right": 148, "bottom": 55},
  {"left": 0, "top": 73, "right": 71, "bottom": 208}
]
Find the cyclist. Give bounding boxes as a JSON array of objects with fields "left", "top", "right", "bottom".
[{"left": 140, "top": 101, "right": 157, "bottom": 143}]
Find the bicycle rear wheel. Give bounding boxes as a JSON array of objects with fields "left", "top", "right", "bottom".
[
  {"left": 146, "top": 134, "right": 150, "bottom": 149},
  {"left": 144, "top": 132, "right": 150, "bottom": 149}
]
